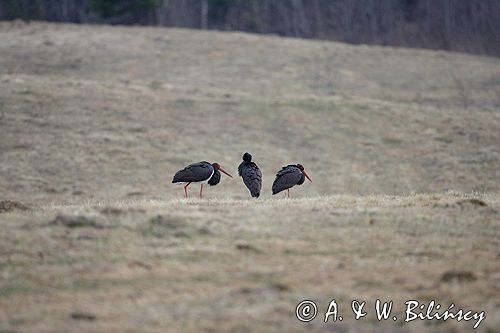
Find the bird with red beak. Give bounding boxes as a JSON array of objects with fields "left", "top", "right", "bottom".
[
  {"left": 272, "top": 163, "right": 312, "bottom": 197},
  {"left": 172, "top": 161, "right": 232, "bottom": 198}
]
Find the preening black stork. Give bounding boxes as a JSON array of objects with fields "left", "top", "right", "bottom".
[
  {"left": 172, "top": 161, "right": 232, "bottom": 198},
  {"left": 238, "top": 152, "right": 262, "bottom": 198},
  {"left": 272, "top": 164, "right": 312, "bottom": 197}
]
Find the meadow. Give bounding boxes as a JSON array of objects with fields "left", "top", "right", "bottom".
[{"left": 0, "top": 21, "right": 499, "bottom": 332}]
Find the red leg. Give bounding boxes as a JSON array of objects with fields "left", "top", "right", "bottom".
[
  {"left": 183, "top": 182, "right": 191, "bottom": 198},
  {"left": 199, "top": 183, "right": 204, "bottom": 199}
]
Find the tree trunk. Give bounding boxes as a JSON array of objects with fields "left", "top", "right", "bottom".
[{"left": 200, "top": 0, "right": 208, "bottom": 29}]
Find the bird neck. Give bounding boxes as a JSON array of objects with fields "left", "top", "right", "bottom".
[{"left": 208, "top": 169, "right": 221, "bottom": 186}]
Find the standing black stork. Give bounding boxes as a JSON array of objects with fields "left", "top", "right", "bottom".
[
  {"left": 238, "top": 152, "right": 262, "bottom": 198},
  {"left": 172, "top": 161, "right": 232, "bottom": 198},
  {"left": 272, "top": 164, "right": 312, "bottom": 198}
]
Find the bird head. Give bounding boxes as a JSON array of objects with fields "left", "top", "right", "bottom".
[
  {"left": 212, "top": 163, "right": 233, "bottom": 178},
  {"left": 297, "top": 164, "right": 312, "bottom": 182},
  {"left": 242, "top": 152, "right": 252, "bottom": 162}
]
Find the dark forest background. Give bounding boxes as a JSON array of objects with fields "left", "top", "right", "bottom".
[{"left": 1, "top": 0, "right": 499, "bottom": 56}]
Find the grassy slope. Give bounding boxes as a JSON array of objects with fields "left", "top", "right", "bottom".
[
  {"left": 0, "top": 22, "right": 500, "bottom": 332},
  {"left": 0, "top": 22, "right": 499, "bottom": 202}
]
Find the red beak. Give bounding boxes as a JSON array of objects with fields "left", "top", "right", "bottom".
[
  {"left": 218, "top": 165, "right": 233, "bottom": 178},
  {"left": 302, "top": 170, "right": 312, "bottom": 182}
]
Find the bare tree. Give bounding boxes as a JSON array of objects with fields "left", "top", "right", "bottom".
[{"left": 200, "top": 0, "right": 207, "bottom": 29}]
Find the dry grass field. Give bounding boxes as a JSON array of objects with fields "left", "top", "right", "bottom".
[{"left": 0, "top": 22, "right": 499, "bottom": 332}]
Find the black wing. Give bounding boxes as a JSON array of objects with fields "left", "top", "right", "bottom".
[
  {"left": 238, "top": 161, "right": 245, "bottom": 177},
  {"left": 272, "top": 165, "right": 302, "bottom": 194},
  {"left": 172, "top": 161, "right": 214, "bottom": 183},
  {"left": 240, "top": 162, "right": 262, "bottom": 198}
]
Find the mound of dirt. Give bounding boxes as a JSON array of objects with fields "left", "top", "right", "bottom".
[
  {"left": 0, "top": 200, "right": 30, "bottom": 213},
  {"left": 456, "top": 198, "right": 488, "bottom": 208},
  {"left": 148, "top": 214, "right": 185, "bottom": 229},
  {"left": 441, "top": 270, "right": 477, "bottom": 283},
  {"left": 50, "top": 214, "right": 102, "bottom": 228},
  {"left": 70, "top": 312, "right": 96, "bottom": 321}
]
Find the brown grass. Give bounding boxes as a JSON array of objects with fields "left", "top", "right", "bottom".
[
  {"left": 1, "top": 22, "right": 499, "bottom": 203},
  {"left": 1, "top": 193, "right": 500, "bottom": 332},
  {"left": 0, "top": 22, "right": 499, "bottom": 332}
]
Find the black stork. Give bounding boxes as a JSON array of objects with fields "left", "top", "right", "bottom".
[
  {"left": 272, "top": 164, "right": 312, "bottom": 198},
  {"left": 172, "top": 161, "right": 232, "bottom": 198},
  {"left": 238, "top": 152, "right": 262, "bottom": 198}
]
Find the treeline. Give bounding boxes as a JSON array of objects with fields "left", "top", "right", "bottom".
[{"left": 1, "top": 0, "right": 499, "bottom": 56}]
